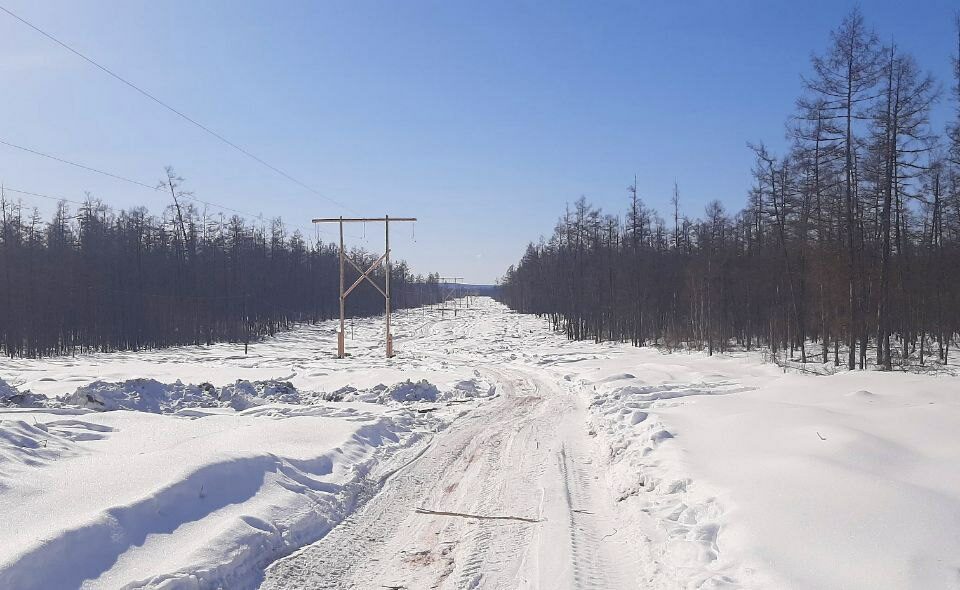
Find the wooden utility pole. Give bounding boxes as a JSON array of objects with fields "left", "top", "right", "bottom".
[
  {"left": 438, "top": 277, "right": 463, "bottom": 317},
  {"left": 313, "top": 216, "right": 417, "bottom": 358}
]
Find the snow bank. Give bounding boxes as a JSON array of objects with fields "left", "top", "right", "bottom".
[
  {"left": 589, "top": 379, "right": 755, "bottom": 586},
  {"left": 63, "top": 378, "right": 213, "bottom": 412},
  {"left": 448, "top": 375, "right": 498, "bottom": 399},
  {"left": 585, "top": 354, "right": 960, "bottom": 589},
  {"left": 0, "top": 377, "right": 17, "bottom": 400},
  {"left": 0, "top": 371, "right": 471, "bottom": 587},
  {"left": 61, "top": 378, "right": 306, "bottom": 413},
  {"left": 0, "top": 378, "right": 50, "bottom": 408},
  {"left": 321, "top": 379, "right": 440, "bottom": 404},
  {"left": 323, "top": 376, "right": 496, "bottom": 405},
  {"left": 0, "top": 404, "right": 434, "bottom": 590},
  {"left": 216, "top": 380, "right": 301, "bottom": 410},
  {"left": 324, "top": 379, "right": 441, "bottom": 404},
  {"left": 0, "top": 301, "right": 502, "bottom": 588},
  {"left": 386, "top": 379, "right": 440, "bottom": 402}
]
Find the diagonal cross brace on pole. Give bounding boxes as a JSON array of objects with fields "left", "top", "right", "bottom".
[{"left": 343, "top": 252, "right": 388, "bottom": 299}]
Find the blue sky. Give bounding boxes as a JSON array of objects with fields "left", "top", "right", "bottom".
[{"left": 1, "top": 1, "right": 957, "bottom": 283}]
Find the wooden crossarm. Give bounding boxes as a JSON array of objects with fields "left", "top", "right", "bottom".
[{"left": 313, "top": 217, "right": 416, "bottom": 223}]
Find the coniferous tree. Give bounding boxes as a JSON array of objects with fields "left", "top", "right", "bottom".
[
  {"left": 498, "top": 9, "right": 960, "bottom": 371},
  {"left": 0, "top": 188, "right": 441, "bottom": 358}
]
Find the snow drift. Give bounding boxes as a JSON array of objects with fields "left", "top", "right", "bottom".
[
  {"left": 322, "top": 376, "right": 496, "bottom": 405},
  {"left": 0, "top": 371, "right": 485, "bottom": 586},
  {"left": 0, "top": 301, "right": 497, "bottom": 589},
  {"left": 61, "top": 378, "right": 304, "bottom": 413},
  {"left": 0, "top": 377, "right": 50, "bottom": 408},
  {"left": 584, "top": 354, "right": 960, "bottom": 589},
  {"left": 0, "top": 403, "right": 436, "bottom": 590}
]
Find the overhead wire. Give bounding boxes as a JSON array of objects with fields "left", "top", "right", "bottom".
[
  {"left": 0, "top": 138, "right": 157, "bottom": 191},
  {"left": 0, "top": 3, "right": 358, "bottom": 215},
  {"left": 0, "top": 9, "right": 427, "bottom": 332},
  {"left": 0, "top": 137, "right": 349, "bottom": 239},
  {"left": 3, "top": 182, "right": 338, "bottom": 248},
  {"left": 2, "top": 185, "right": 87, "bottom": 206}
]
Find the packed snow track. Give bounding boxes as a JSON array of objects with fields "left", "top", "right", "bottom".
[{"left": 261, "top": 365, "right": 639, "bottom": 589}]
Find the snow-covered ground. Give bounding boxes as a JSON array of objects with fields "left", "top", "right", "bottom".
[
  {"left": 0, "top": 305, "right": 495, "bottom": 589},
  {"left": 2, "top": 298, "right": 959, "bottom": 589},
  {"left": 583, "top": 351, "right": 960, "bottom": 589}
]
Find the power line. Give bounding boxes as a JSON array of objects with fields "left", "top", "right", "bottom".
[
  {"left": 0, "top": 137, "right": 340, "bottom": 238},
  {"left": 0, "top": 138, "right": 157, "bottom": 191},
  {"left": 2, "top": 182, "right": 334, "bottom": 241},
  {"left": 2, "top": 185, "right": 87, "bottom": 206},
  {"left": 9, "top": 183, "right": 351, "bottom": 242},
  {"left": 0, "top": 3, "right": 356, "bottom": 214}
]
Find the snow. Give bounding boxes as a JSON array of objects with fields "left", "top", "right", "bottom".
[
  {"left": 324, "top": 376, "right": 497, "bottom": 404},
  {"left": 1, "top": 298, "right": 958, "bottom": 589},
  {"left": 583, "top": 350, "right": 960, "bottom": 589},
  {"left": 0, "top": 376, "right": 50, "bottom": 408},
  {"left": 0, "top": 306, "right": 491, "bottom": 590},
  {"left": 0, "top": 376, "right": 17, "bottom": 399},
  {"left": 0, "top": 400, "right": 444, "bottom": 590},
  {"left": 323, "top": 379, "right": 441, "bottom": 404}
]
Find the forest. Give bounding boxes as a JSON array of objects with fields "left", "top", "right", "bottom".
[
  {"left": 498, "top": 9, "right": 960, "bottom": 370},
  {"left": 0, "top": 169, "right": 443, "bottom": 358}
]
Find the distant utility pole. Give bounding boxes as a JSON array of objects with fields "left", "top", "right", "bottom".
[
  {"left": 438, "top": 277, "right": 463, "bottom": 317},
  {"left": 312, "top": 216, "right": 417, "bottom": 358}
]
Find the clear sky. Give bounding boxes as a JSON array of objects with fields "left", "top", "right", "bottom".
[{"left": 1, "top": 1, "right": 957, "bottom": 284}]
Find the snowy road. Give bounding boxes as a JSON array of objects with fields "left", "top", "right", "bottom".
[
  {"left": 260, "top": 303, "right": 642, "bottom": 589},
  {"left": 262, "top": 362, "right": 639, "bottom": 589}
]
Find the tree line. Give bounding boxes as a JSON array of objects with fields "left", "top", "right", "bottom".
[
  {"left": 0, "top": 169, "right": 444, "bottom": 358},
  {"left": 498, "top": 9, "right": 960, "bottom": 370}
]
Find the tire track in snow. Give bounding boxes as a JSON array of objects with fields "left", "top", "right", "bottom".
[
  {"left": 260, "top": 372, "right": 548, "bottom": 589},
  {"left": 260, "top": 312, "right": 641, "bottom": 590}
]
